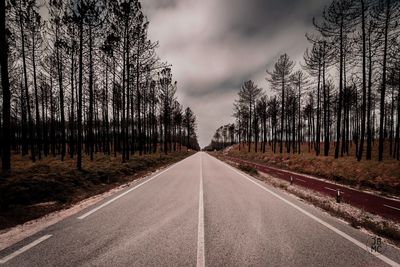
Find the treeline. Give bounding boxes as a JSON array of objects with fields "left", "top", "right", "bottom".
[
  {"left": 204, "top": 124, "right": 235, "bottom": 151},
  {"left": 209, "top": 0, "right": 400, "bottom": 161},
  {"left": 0, "top": 0, "right": 200, "bottom": 170}
]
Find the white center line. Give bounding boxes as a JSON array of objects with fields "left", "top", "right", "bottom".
[
  {"left": 295, "top": 178, "right": 307, "bottom": 183},
  {"left": 78, "top": 156, "right": 191, "bottom": 220},
  {"left": 384, "top": 204, "right": 400, "bottom": 211},
  {"left": 197, "top": 155, "right": 205, "bottom": 267},
  {"left": 211, "top": 155, "right": 399, "bottom": 267},
  {"left": 0, "top": 235, "right": 52, "bottom": 264}
]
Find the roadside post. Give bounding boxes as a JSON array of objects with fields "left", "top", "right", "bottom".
[
  {"left": 336, "top": 189, "right": 341, "bottom": 203},
  {"left": 290, "top": 176, "right": 293, "bottom": 185}
]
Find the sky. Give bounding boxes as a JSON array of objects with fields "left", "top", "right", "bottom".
[{"left": 142, "top": 0, "right": 331, "bottom": 148}]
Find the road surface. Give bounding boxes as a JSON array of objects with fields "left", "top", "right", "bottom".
[{"left": 1, "top": 152, "right": 399, "bottom": 266}]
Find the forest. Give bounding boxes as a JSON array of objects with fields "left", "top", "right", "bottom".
[
  {"left": 0, "top": 0, "right": 200, "bottom": 171},
  {"left": 208, "top": 0, "right": 400, "bottom": 163}
]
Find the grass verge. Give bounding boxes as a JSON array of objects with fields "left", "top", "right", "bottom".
[
  {"left": 238, "top": 164, "right": 258, "bottom": 175},
  {"left": 0, "top": 151, "right": 193, "bottom": 230}
]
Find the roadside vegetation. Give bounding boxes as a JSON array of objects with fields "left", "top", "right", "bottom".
[
  {"left": 0, "top": 1, "right": 201, "bottom": 230},
  {"left": 0, "top": 151, "right": 193, "bottom": 230},
  {"left": 205, "top": 0, "right": 400, "bottom": 195},
  {"left": 0, "top": 0, "right": 200, "bottom": 173},
  {"left": 204, "top": 0, "right": 400, "bottom": 195},
  {"left": 220, "top": 143, "right": 400, "bottom": 196},
  {"left": 238, "top": 164, "right": 258, "bottom": 176}
]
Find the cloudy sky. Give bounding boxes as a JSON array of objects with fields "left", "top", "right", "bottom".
[{"left": 142, "top": 0, "right": 331, "bottom": 148}]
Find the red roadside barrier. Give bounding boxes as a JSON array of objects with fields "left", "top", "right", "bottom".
[{"left": 223, "top": 155, "right": 400, "bottom": 222}]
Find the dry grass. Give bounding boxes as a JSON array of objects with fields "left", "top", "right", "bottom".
[
  {"left": 0, "top": 151, "right": 193, "bottom": 230},
  {"left": 225, "top": 142, "right": 400, "bottom": 195},
  {"left": 238, "top": 164, "right": 258, "bottom": 175}
]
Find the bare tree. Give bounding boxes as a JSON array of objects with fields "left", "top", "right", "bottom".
[
  {"left": 1, "top": 0, "right": 11, "bottom": 170},
  {"left": 267, "top": 54, "right": 294, "bottom": 153}
]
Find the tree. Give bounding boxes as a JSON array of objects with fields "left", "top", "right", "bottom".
[
  {"left": 372, "top": 0, "right": 399, "bottom": 161},
  {"left": 236, "top": 80, "right": 262, "bottom": 152},
  {"left": 356, "top": 0, "right": 368, "bottom": 161},
  {"left": 267, "top": 54, "right": 294, "bottom": 153},
  {"left": 1, "top": 0, "right": 11, "bottom": 170},
  {"left": 26, "top": 2, "right": 44, "bottom": 160},
  {"left": 183, "top": 107, "right": 196, "bottom": 151},
  {"left": 304, "top": 42, "right": 323, "bottom": 155},
  {"left": 314, "top": 0, "right": 358, "bottom": 159},
  {"left": 159, "top": 68, "right": 176, "bottom": 154},
  {"left": 290, "top": 70, "right": 308, "bottom": 154},
  {"left": 49, "top": 0, "right": 67, "bottom": 161},
  {"left": 71, "top": 0, "right": 88, "bottom": 170},
  {"left": 256, "top": 96, "right": 268, "bottom": 153}
]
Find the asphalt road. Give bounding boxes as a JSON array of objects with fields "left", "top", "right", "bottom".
[{"left": 1, "top": 152, "right": 400, "bottom": 266}]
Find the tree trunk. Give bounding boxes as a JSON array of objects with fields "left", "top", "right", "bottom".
[
  {"left": 56, "top": 27, "right": 65, "bottom": 161},
  {"left": 358, "top": 0, "right": 367, "bottom": 161},
  {"left": 32, "top": 32, "right": 41, "bottom": 160},
  {"left": 280, "top": 78, "right": 285, "bottom": 153},
  {"left": 379, "top": 0, "right": 391, "bottom": 161},
  {"left": 88, "top": 25, "right": 94, "bottom": 161},
  {"left": 366, "top": 22, "right": 373, "bottom": 160},
  {"left": 335, "top": 20, "right": 344, "bottom": 159},
  {"left": 77, "top": 14, "right": 83, "bottom": 170},
  {"left": 70, "top": 34, "right": 75, "bottom": 159},
  {"left": 19, "top": 1, "right": 35, "bottom": 162},
  {"left": 1, "top": 0, "right": 11, "bottom": 170},
  {"left": 316, "top": 60, "right": 321, "bottom": 156}
]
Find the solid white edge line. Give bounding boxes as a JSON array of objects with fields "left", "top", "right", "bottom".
[
  {"left": 324, "top": 186, "right": 345, "bottom": 194},
  {"left": 0, "top": 235, "right": 52, "bottom": 264},
  {"left": 324, "top": 187, "right": 337, "bottom": 192},
  {"left": 197, "top": 155, "right": 205, "bottom": 267},
  {"left": 78, "top": 155, "right": 192, "bottom": 220},
  {"left": 383, "top": 204, "right": 400, "bottom": 212},
  {"left": 209, "top": 154, "right": 400, "bottom": 267}
]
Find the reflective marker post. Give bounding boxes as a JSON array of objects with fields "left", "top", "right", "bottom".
[{"left": 336, "top": 189, "right": 341, "bottom": 203}]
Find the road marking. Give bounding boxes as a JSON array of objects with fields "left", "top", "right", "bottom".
[
  {"left": 324, "top": 187, "right": 345, "bottom": 194},
  {"left": 0, "top": 235, "right": 52, "bottom": 264},
  {"left": 295, "top": 178, "right": 306, "bottom": 183},
  {"left": 78, "top": 155, "right": 192, "bottom": 220},
  {"left": 212, "top": 155, "right": 400, "bottom": 267},
  {"left": 324, "top": 187, "right": 336, "bottom": 192},
  {"left": 384, "top": 204, "right": 400, "bottom": 211},
  {"left": 197, "top": 155, "right": 205, "bottom": 267}
]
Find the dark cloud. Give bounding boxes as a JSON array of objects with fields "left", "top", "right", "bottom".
[
  {"left": 142, "top": 0, "right": 331, "bottom": 147},
  {"left": 142, "top": 0, "right": 179, "bottom": 12}
]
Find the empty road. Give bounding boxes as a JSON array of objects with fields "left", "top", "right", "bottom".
[{"left": 1, "top": 152, "right": 399, "bottom": 266}]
